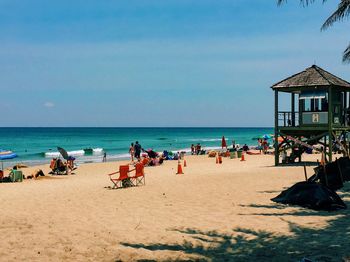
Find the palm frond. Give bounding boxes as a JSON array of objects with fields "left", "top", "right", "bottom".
[
  {"left": 342, "top": 43, "right": 350, "bottom": 62},
  {"left": 321, "top": 0, "right": 350, "bottom": 30},
  {"left": 277, "top": 0, "right": 324, "bottom": 6}
]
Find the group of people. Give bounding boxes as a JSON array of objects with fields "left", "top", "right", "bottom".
[
  {"left": 0, "top": 166, "right": 45, "bottom": 182},
  {"left": 129, "top": 141, "right": 143, "bottom": 162},
  {"left": 128, "top": 141, "right": 165, "bottom": 167},
  {"left": 258, "top": 138, "right": 269, "bottom": 154},
  {"left": 190, "top": 143, "right": 204, "bottom": 155},
  {"left": 49, "top": 157, "right": 76, "bottom": 175}
]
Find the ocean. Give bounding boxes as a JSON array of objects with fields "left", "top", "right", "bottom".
[{"left": 0, "top": 127, "right": 273, "bottom": 167}]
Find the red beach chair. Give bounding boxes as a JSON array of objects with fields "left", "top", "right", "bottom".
[
  {"left": 108, "top": 165, "right": 130, "bottom": 189},
  {"left": 130, "top": 163, "right": 145, "bottom": 186}
]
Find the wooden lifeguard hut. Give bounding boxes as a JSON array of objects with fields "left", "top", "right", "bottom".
[{"left": 271, "top": 65, "right": 350, "bottom": 166}]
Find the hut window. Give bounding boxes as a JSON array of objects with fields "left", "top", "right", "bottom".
[
  {"left": 304, "top": 99, "right": 311, "bottom": 111},
  {"left": 321, "top": 97, "right": 328, "bottom": 111},
  {"left": 300, "top": 91, "right": 327, "bottom": 112}
]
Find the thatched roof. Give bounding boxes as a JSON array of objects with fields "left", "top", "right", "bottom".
[{"left": 271, "top": 65, "right": 350, "bottom": 91}]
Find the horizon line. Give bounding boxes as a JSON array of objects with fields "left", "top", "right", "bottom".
[{"left": 0, "top": 126, "right": 274, "bottom": 129}]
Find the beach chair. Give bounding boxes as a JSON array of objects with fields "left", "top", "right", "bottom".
[
  {"left": 141, "top": 158, "right": 149, "bottom": 166},
  {"left": 130, "top": 163, "right": 145, "bottom": 186},
  {"left": 108, "top": 165, "right": 131, "bottom": 189},
  {"left": 9, "top": 170, "right": 23, "bottom": 182}
]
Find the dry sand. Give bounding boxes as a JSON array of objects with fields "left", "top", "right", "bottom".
[{"left": 0, "top": 154, "right": 349, "bottom": 261}]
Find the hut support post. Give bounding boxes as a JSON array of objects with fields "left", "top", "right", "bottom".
[
  {"left": 328, "top": 132, "right": 333, "bottom": 163},
  {"left": 291, "top": 93, "right": 295, "bottom": 126},
  {"left": 275, "top": 90, "right": 279, "bottom": 166},
  {"left": 323, "top": 136, "right": 328, "bottom": 163},
  {"left": 328, "top": 87, "right": 333, "bottom": 163},
  {"left": 344, "top": 92, "right": 347, "bottom": 125}
]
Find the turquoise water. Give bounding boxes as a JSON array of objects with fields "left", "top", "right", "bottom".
[{"left": 0, "top": 127, "right": 273, "bottom": 166}]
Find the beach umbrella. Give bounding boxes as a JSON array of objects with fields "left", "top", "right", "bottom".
[
  {"left": 221, "top": 136, "right": 227, "bottom": 148},
  {"left": 262, "top": 134, "right": 272, "bottom": 140},
  {"left": 0, "top": 150, "right": 17, "bottom": 160},
  {"left": 57, "top": 147, "right": 69, "bottom": 160},
  {"left": 0, "top": 149, "right": 18, "bottom": 170}
]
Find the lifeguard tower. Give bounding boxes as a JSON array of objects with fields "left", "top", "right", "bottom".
[{"left": 271, "top": 65, "right": 350, "bottom": 166}]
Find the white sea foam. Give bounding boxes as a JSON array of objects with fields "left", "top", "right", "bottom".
[
  {"left": 93, "top": 148, "right": 104, "bottom": 154},
  {"left": 187, "top": 138, "right": 222, "bottom": 142},
  {"left": 44, "top": 148, "right": 101, "bottom": 158},
  {"left": 44, "top": 152, "right": 61, "bottom": 158}
]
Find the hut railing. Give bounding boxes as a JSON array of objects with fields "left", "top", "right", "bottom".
[{"left": 278, "top": 111, "right": 299, "bottom": 127}]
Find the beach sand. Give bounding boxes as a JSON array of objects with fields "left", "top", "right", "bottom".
[{"left": 0, "top": 154, "right": 349, "bottom": 261}]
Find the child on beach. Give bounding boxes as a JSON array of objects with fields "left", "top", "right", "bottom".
[
  {"left": 258, "top": 139, "right": 263, "bottom": 153},
  {"left": 129, "top": 143, "right": 135, "bottom": 162}
]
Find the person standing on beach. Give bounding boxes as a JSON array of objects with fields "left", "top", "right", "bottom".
[
  {"left": 196, "top": 143, "right": 201, "bottom": 155},
  {"left": 129, "top": 143, "right": 135, "bottom": 162},
  {"left": 191, "top": 144, "right": 195, "bottom": 155},
  {"left": 258, "top": 139, "right": 262, "bottom": 154},
  {"left": 102, "top": 152, "right": 107, "bottom": 162},
  {"left": 134, "top": 141, "right": 142, "bottom": 161}
]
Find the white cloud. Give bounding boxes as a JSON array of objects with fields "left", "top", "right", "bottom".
[{"left": 44, "top": 102, "right": 55, "bottom": 108}]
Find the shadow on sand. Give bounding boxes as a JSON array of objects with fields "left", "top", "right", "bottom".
[{"left": 120, "top": 185, "right": 350, "bottom": 262}]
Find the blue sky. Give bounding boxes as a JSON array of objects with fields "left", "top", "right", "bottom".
[{"left": 0, "top": 0, "right": 349, "bottom": 127}]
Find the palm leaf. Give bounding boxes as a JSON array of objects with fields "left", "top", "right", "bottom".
[
  {"left": 277, "top": 0, "right": 350, "bottom": 62},
  {"left": 277, "top": 0, "right": 324, "bottom": 6},
  {"left": 321, "top": 0, "right": 350, "bottom": 30},
  {"left": 343, "top": 44, "right": 350, "bottom": 62}
]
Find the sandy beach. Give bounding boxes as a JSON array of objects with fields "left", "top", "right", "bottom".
[{"left": 0, "top": 153, "right": 349, "bottom": 261}]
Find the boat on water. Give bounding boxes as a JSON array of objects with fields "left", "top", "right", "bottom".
[{"left": 0, "top": 149, "right": 18, "bottom": 160}]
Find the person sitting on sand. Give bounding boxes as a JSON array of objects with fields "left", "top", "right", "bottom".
[
  {"left": 26, "top": 169, "right": 45, "bottom": 179},
  {"left": 243, "top": 144, "right": 249, "bottom": 152},
  {"left": 50, "top": 158, "right": 57, "bottom": 170},
  {"left": 66, "top": 156, "right": 76, "bottom": 171},
  {"left": 145, "top": 149, "right": 158, "bottom": 159}
]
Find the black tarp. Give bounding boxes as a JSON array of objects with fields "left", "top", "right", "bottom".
[{"left": 271, "top": 181, "right": 346, "bottom": 211}]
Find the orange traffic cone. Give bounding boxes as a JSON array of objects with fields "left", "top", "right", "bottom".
[
  {"left": 218, "top": 155, "right": 222, "bottom": 164},
  {"left": 240, "top": 153, "right": 245, "bottom": 161},
  {"left": 176, "top": 160, "right": 184, "bottom": 174},
  {"left": 184, "top": 159, "right": 187, "bottom": 167}
]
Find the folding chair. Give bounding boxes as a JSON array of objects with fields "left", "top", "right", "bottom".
[
  {"left": 130, "top": 163, "right": 145, "bottom": 186},
  {"left": 108, "top": 165, "right": 130, "bottom": 189}
]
